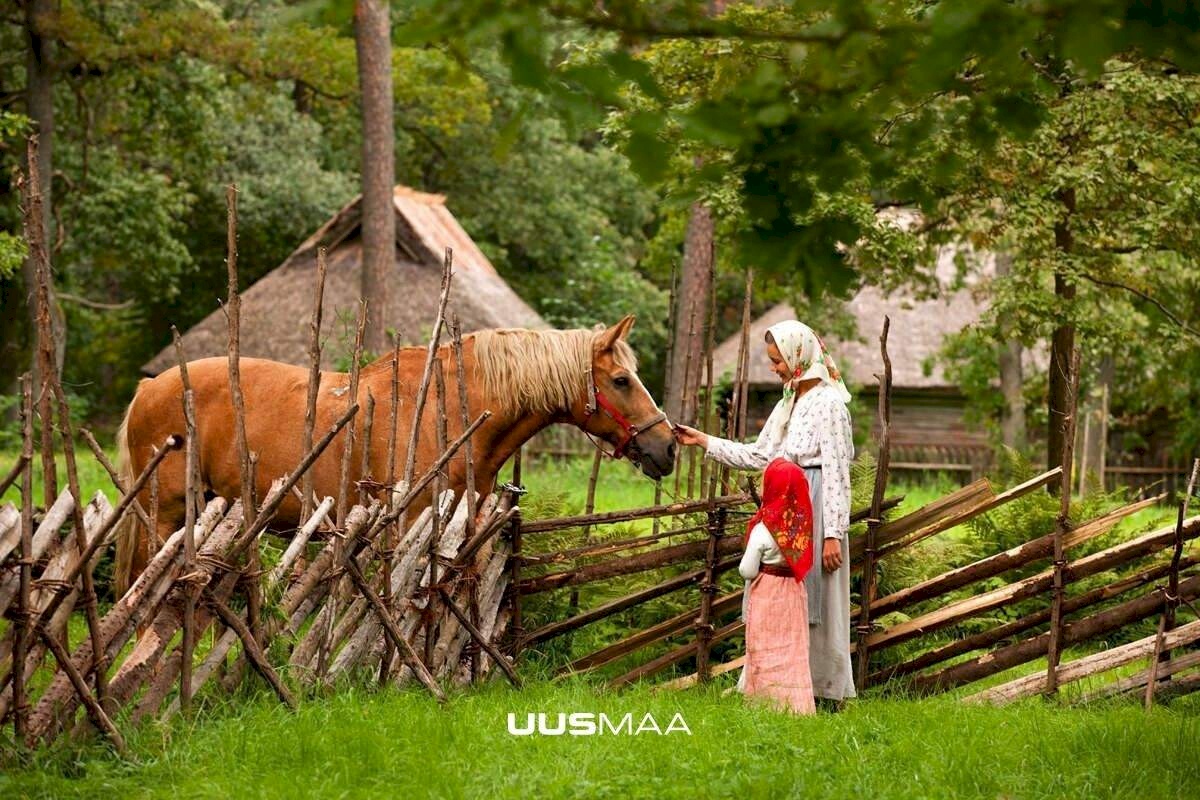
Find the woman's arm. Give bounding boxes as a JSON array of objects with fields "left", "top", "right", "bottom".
[
  {"left": 704, "top": 432, "right": 771, "bottom": 471},
  {"left": 697, "top": 399, "right": 786, "bottom": 471},
  {"left": 817, "top": 399, "right": 855, "bottom": 540}
]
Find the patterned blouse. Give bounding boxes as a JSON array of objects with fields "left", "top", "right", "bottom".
[{"left": 704, "top": 383, "right": 855, "bottom": 539}]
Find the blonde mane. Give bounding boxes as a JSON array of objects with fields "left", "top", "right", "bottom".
[{"left": 471, "top": 327, "right": 638, "bottom": 416}]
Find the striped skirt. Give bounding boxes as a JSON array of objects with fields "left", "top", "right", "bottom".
[{"left": 742, "top": 572, "right": 815, "bottom": 715}]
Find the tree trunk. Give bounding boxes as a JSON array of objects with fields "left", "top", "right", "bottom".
[
  {"left": 355, "top": 0, "right": 395, "bottom": 356},
  {"left": 22, "top": 0, "right": 63, "bottom": 382},
  {"left": 1046, "top": 187, "right": 1076, "bottom": 492},
  {"left": 665, "top": 202, "right": 713, "bottom": 424},
  {"left": 995, "top": 254, "right": 1026, "bottom": 452},
  {"left": 1078, "top": 355, "right": 1112, "bottom": 494}
]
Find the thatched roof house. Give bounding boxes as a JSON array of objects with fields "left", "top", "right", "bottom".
[{"left": 144, "top": 186, "right": 546, "bottom": 375}]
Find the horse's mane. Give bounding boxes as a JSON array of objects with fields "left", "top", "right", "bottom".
[{"left": 471, "top": 327, "right": 637, "bottom": 416}]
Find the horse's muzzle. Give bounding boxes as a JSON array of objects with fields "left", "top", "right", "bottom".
[{"left": 630, "top": 430, "right": 675, "bottom": 480}]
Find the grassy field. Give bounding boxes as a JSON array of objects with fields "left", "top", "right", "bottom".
[{"left": 2, "top": 676, "right": 1198, "bottom": 799}]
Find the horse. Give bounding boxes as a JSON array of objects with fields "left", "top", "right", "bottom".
[{"left": 113, "top": 315, "right": 675, "bottom": 593}]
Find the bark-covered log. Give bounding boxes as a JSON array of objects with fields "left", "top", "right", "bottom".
[
  {"left": 863, "top": 494, "right": 1163, "bottom": 618},
  {"left": 912, "top": 571, "right": 1200, "bottom": 693},
  {"left": 967, "top": 618, "right": 1200, "bottom": 704}
]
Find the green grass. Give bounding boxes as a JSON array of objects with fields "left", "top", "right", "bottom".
[
  {"left": 0, "top": 448, "right": 117, "bottom": 508},
  {"left": 2, "top": 678, "right": 1198, "bottom": 799}
]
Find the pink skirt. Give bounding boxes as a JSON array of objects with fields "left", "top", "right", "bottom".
[{"left": 743, "top": 572, "right": 815, "bottom": 715}]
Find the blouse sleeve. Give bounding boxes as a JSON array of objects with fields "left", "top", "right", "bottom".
[
  {"left": 703, "top": 403, "right": 778, "bottom": 471},
  {"left": 739, "top": 523, "right": 770, "bottom": 580},
  {"left": 817, "top": 398, "right": 855, "bottom": 540}
]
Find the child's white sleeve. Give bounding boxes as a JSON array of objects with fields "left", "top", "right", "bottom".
[{"left": 739, "top": 524, "right": 768, "bottom": 580}]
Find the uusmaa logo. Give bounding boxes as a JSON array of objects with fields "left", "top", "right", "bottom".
[{"left": 506, "top": 712, "right": 692, "bottom": 736}]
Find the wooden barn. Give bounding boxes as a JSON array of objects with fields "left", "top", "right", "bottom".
[
  {"left": 144, "top": 186, "right": 546, "bottom": 375},
  {"left": 712, "top": 248, "right": 1001, "bottom": 481}
]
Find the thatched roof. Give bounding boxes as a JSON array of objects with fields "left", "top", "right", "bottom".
[
  {"left": 713, "top": 243, "right": 991, "bottom": 392},
  {"left": 144, "top": 186, "right": 546, "bottom": 375}
]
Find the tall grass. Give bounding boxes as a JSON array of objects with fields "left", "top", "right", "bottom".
[{"left": 2, "top": 678, "right": 1197, "bottom": 799}]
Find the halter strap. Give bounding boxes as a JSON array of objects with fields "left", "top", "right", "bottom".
[{"left": 581, "top": 367, "right": 668, "bottom": 460}]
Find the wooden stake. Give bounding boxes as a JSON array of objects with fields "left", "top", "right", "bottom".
[
  {"left": 337, "top": 300, "right": 368, "bottom": 526},
  {"left": 359, "top": 392, "right": 376, "bottom": 506},
  {"left": 1145, "top": 457, "right": 1199, "bottom": 708},
  {"left": 49, "top": 380, "right": 110, "bottom": 711},
  {"left": 1046, "top": 347, "right": 1081, "bottom": 695},
  {"left": 449, "top": 317, "right": 479, "bottom": 680},
  {"left": 674, "top": 299, "right": 698, "bottom": 499},
  {"left": 223, "top": 183, "right": 263, "bottom": 646},
  {"left": 425, "top": 360, "right": 449, "bottom": 667},
  {"left": 225, "top": 184, "right": 254, "bottom": 528},
  {"left": 856, "top": 316, "right": 892, "bottom": 691},
  {"left": 695, "top": 507, "right": 726, "bottom": 682},
  {"left": 300, "top": 247, "right": 328, "bottom": 522},
  {"left": 20, "top": 137, "right": 57, "bottom": 507},
  {"left": 173, "top": 328, "right": 200, "bottom": 715},
  {"left": 699, "top": 248, "right": 718, "bottom": 500},
  {"left": 571, "top": 448, "right": 604, "bottom": 615},
  {"left": 723, "top": 269, "right": 753, "bottom": 493},
  {"left": 380, "top": 334, "right": 402, "bottom": 686},
  {"left": 399, "top": 248, "right": 454, "bottom": 533},
  {"left": 12, "top": 375, "right": 33, "bottom": 742}
]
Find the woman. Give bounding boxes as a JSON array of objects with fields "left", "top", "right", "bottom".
[
  {"left": 673, "top": 320, "right": 856, "bottom": 701},
  {"left": 739, "top": 457, "right": 817, "bottom": 715}
]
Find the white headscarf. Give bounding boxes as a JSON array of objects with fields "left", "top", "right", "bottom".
[{"left": 761, "top": 320, "right": 852, "bottom": 446}]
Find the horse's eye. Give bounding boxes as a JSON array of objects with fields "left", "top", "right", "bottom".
[{"left": 614, "top": 375, "right": 630, "bottom": 388}]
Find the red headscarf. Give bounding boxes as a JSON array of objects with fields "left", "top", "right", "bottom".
[{"left": 745, "top": 458, "right": 814, "bottom": 583}]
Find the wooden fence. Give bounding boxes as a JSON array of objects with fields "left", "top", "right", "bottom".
[{"left": 506, "top": 316, "right": 1200, "bottom": 707}]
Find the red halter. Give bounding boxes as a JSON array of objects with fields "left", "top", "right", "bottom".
[{"left": 581, "top": 367, "right": 668, "bottom": 460}]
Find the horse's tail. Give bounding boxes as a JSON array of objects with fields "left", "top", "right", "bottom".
[{"left": 112, "top": 395, "right": 140, "bottom": 597}]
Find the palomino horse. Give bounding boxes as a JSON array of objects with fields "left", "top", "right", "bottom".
[{"left": 113, "top": 315, "right": 674, "bottom": 592}]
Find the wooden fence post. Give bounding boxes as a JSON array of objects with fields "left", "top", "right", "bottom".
[
  {"left": 1045, "top": 347, "right": 1081, "bottom": 696},
  {"left": 506, "top": 499, "right": 525, "bottom": 654},
  {"left": 856, "top": 317, "right": 892, "bottom": 692},
  {"left": 695, "top": 506, "right": 725, "bottom": 683},
  {"left": 1145, "top": 457, "right": 1199, "bottom": 707}
]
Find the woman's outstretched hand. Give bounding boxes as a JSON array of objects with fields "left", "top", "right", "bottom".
[{"left": 672, "top": 424, "right": 709, "bottom": 449}]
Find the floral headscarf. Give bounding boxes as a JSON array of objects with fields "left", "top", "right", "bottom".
[
  {"left": 757, "top": 319, "right": 851, "bottom": 449},
  {"left": 745, "top": 458, "right": 815, "bottom": 582},
  {"left": 766, "top": 320, "right": 852, "bottom": 404}
]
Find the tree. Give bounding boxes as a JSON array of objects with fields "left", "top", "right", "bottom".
[
  {"left": 932, "top": 60, "right": 1200, "bottom": 464},
  {"left": 355, "top": 0, "right": 395, "bottom": 355}
]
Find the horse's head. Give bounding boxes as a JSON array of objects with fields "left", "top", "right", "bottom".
[{"left": 577, "top": 315, "right": 675, "bottom": 480}]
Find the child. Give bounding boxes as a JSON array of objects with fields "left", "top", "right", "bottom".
[{"left": 737, "top": 457, "right": 816, "bottom": 715}]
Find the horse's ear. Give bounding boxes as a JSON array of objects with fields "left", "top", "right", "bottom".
[{"left": 594, "top": 315, "right": 636, "bottom": 353}]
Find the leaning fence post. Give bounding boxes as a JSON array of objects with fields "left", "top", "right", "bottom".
[
  {"left": 1045, "top": 347, "right": 1081, "bottom": 696},
  {"left": 695, "top": 505, "right": 725, "bottom": 683},
  {"left": 505, "top": 496, "right": 525, "bottom": 654},
  {"left": 1145, "top": 457, "right": 1199, "bottom": 708},
  {"left": 13, "top": 374, "right": 34, "bottom": 743},
  {"left": 856, "top": 317, "right": 892, "bottom": 692}
]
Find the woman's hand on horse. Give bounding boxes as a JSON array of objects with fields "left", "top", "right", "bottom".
[
  {"left": 672, "top": 424, "right": 708, "bottom": 448},
  {"left": 822, "top": 538, "right": 842, "bottom": 573}
]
